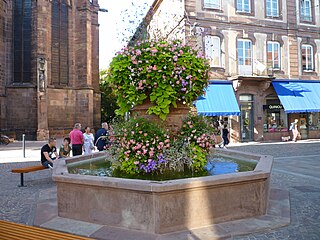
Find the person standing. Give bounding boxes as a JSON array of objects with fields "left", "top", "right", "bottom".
[
  {"left": 41, "top": 137, "right": 59, "bottom": 169},
  {"left": 222, "top": 124, "right": 229, "bottom": 148},
  {"left": 95, "top": 122, "right": 109, "bottom": 151},
  {"left": 291, "top": 119, "right": 299, "bottom": 142},
  {"left": 83, "top": 126, "right": 95, "bottom": 155},
  {"left": 69, "top": 123, "right": 84, "bottom": 156}
]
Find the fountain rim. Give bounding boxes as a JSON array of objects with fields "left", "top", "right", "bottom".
[{"left": 52, "top": 149, "right": 273, "bottom": 193}]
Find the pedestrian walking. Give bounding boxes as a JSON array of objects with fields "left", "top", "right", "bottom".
[
  {"left": 290, "top": 119, "right": 299, "bottom": 142},
  {"left": 69, "top": 123, "right": 84, "bottom": 156},
  {"left": 222, "top": 124, "right": 229, "bottom": 148},
  {"left": 95, "top": 122, "right": 109, "bottom": 151}
]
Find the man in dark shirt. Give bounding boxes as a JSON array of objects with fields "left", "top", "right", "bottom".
[
  {"left": 41, "top": 137, "right": 59, "bottom": 169},
  {"left": 95, "top": 122, "right": 109, "bottom": 151}
]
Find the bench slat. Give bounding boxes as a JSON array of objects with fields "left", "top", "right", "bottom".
[
  {"left": 0, "top": 221, "right": 93, "bottom": 240},
  {"left": 12, "top": 165, "right": 46, "bottom": 173},
  {"left": 0, "top": 229, "right": 39, "bottom": 240},
  {"left": 0, "top": 224, "right": 71, "bottom": 240}
]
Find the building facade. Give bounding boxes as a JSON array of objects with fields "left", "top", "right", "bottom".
[
  {"left": 0, "top": 0, "right": 100, "bottom": 140},
  {"left": 146, "top": 0, "right": 320, "bottom": 142}
]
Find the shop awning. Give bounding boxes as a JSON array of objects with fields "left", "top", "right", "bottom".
[
  {"left": 272, "top": 80, "right": 320, "bottom": 113},
  {"left": 195, "top": 81, "right": 240, "bottom": 116}
]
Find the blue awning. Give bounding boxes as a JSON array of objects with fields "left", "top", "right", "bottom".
[
  {"left": 195, "top": 81, "right": 240, "bottom": 116},
  {"left": 272, "top": 80, "right": 320, "bottom": 113}
]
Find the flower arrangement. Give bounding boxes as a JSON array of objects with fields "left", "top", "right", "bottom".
[
  {"left": 114, "top": 117, "right": 170, "bottom": 175},
  {"left": 178, "top": 115, "right": 216, "bottom": 171},
  {"left": 107, "top": 39, "right": 210, "bottom": 120},
  {"left": 109, "top": 115, "right": 215, "bottom": 176}
]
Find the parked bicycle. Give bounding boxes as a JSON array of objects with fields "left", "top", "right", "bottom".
[{"left": 0, "top": 134, "right": 10, "bottom": 145}]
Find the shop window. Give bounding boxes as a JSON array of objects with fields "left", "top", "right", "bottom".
[
  {"left": 204, "top": 36, "right": 221, "bottom": 67},
  {"left": 263, "top": 99, "right": 288, "bottom": 132},
  {"left": 308, "top": 113, "right": 320, "bottom": 130}
]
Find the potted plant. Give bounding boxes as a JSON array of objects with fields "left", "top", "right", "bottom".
[{"left": 107, "top": 39, "right": 210, "bottom": 120}]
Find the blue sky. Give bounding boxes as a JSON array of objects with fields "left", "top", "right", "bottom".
[{"left": 98, "top": 0, "right": 153, "bottom": 70}]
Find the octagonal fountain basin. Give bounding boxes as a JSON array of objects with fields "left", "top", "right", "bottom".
[{"left": 53, "top": 150, "right": 273, "bottom": 235}]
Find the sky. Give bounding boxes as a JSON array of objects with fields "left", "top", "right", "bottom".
[{"left": 98, "top": 0, "right": 153, "bottom": 70}]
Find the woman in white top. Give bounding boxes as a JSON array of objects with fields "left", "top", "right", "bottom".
[{"left": 83, "top": 126, "right": 95, "bottom": 155}]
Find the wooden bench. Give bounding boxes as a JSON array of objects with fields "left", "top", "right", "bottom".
[
  {"left": 0, "top": 220, "right": 93, "bottom": 240},
  {"left": 12, "top": 165, "right": 47, "bottom": 187}
]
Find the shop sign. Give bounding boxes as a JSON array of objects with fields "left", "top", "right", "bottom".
[{"left": 263, "top": 104, "right": 283, "bottom": 111}]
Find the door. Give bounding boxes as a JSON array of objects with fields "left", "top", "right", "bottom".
[{"left": 240, "top": 95, "right": 254, "bottom": 141}]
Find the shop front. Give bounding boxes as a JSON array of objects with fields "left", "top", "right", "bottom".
[
  {"left": 268, "top": 80, "right": 320, "bottom": 140},
  {"left": 195, "top": 80, "right": 240, "bottom": 143}
]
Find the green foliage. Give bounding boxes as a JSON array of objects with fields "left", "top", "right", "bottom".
[
  {"left": 107, "top": 39, "right": 210, "bottom": 120},
  {"left": 179, "top": 115, "right": 216, "bottom": 170},
  {"left": 188, "top": 143, "right": 208, "bottom": 171},
  {"left": 100, "top": 69, "right": 119, "bottom": 123}
]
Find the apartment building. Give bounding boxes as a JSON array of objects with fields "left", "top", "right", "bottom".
[
  {"left": 144, "top": 0, "right": 320, "bottom": 142},
  {"left": 0, "top": 0, "right": 100, "bottom": 140}
]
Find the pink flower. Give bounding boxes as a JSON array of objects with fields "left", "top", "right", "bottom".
[
  {"left": 134, "top": 161, "right": 139, "bottom": 165},
  {"left": 131, "top": 131, "right": 135, "bottom": 135},
  {"left": 144, "top": 133, "right": 148, "bottom": 137}
]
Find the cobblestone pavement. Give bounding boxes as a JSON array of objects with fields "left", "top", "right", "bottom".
[
  {"left": 0, "top": 140, "right": 320, "bottom": 240},
  {"left": 229, "top": 140, "right": 320, "bottom": 240},
  {"left": 0, "top": 141, "right": 54, "bottom": 225}
]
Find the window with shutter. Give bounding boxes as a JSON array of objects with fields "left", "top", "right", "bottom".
[{"left": 204, "top": 36, "right": 221, "bottom": 67}]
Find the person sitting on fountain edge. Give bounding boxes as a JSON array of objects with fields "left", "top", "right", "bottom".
[
  {"left": 95, "top": 122, "right": 109, "bottom": 151},
  {"left": 41, "top": 137, "right": 59, "bottom": 169}
]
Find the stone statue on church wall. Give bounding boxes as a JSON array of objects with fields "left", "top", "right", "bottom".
[{"left": 37, "top": 57, "right": 47, "bottom": 92}]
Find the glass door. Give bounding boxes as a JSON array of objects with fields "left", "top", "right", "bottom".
[{"left": 240, "top": 95, "right": 254, "bottom": 141}]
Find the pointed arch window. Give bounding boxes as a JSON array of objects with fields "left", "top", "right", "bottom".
[
  {"left": 51, "top": 0, "right": 69, "bottom": 85},
  {"left": 13, "top": 0, "right": 33, "bottom": 83}
]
